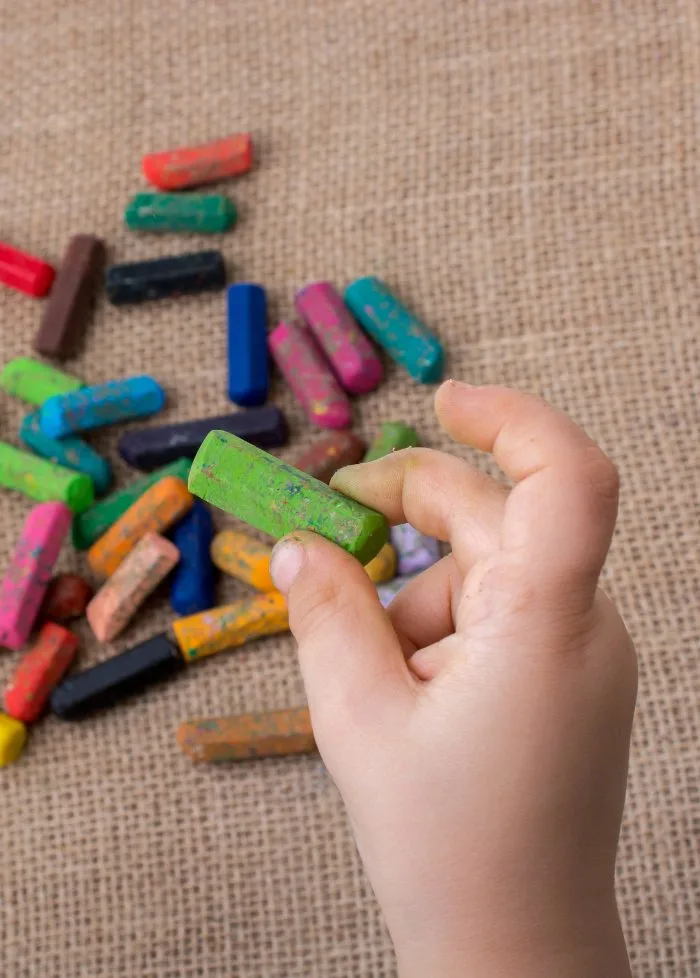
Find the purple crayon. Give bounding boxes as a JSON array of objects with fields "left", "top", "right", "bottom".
[
  {"left": 391, "top": 524, "right": 441, "bottom": 575},
  {"left": 295, "top": 282, "right": 383, "bottom": 395}
]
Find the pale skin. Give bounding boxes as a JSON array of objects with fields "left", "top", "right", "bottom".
[{"left": 270, "top": 382, "right": 637, "bottom": 978}]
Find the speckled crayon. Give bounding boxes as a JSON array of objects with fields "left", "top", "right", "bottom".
[
  {"left": 344, "top": 276, "right": 444, "bottom": 384},
  {"left": 87, "top": 533, "right": 180, "bottom": 642},
  {"left": 125, "top": 193, "right": 237, "bottom": 233},
  {"left": 177, "top": 707, "right": 315, "bottom": 763},
  {"left": 170, "top": 501, "right": 216, "bottom": 616},
  {"left": 0, "top": 502, "right": 72, "bottom": 651},
  {"left": 291, "top": 431, "right": 366, "bottom": 483},
  {"left": 39, "top": 375, "right": 165, "bottom": 438},
  {"left": 4, "top": 622, "right": 79, "bottom": 724},
  {"left": 391, "top": 523, "right": 442, "bottom": 575},
  {"left": 0, "top": 442, "right": 94, "bottom": 513},
  {"left": 295, "top": 281, "right": 383, "bottom": 394},
  {"left": 210, "top": 529, "right": 275, "bottom": 591},
  {"left": 268, "top": 320, "right": 351, "bottom": 429},
  {"left": 171, "top": 591, "right": 289, "bottom": 661},
  {"left": 20, "top": 411, "right": 112, "bottom": 495},
  {"left": 0, "top": 357, "right": 83, "bottom": 406},
  {"left": 363, "top": 421, "right": 420, "bottom": 462},
  {"left": 189, "top": 430, "right": 389, "bottom": 565}
]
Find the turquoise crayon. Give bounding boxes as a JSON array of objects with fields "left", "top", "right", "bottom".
[
  {"left": 344, "top": 276, "right": 444, "bottom": 384},
  {"left": 20, "top": 412, "right": 112, "bottom": 495},
  {"left": 39, "top": 375, "right": 165, "bottom": 438}
]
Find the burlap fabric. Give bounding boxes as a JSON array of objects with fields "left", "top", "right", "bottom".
[{"left": 1, "top": 1, "right": 698, "bottom": 975}]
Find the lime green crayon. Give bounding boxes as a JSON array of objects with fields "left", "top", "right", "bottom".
[
  {"left": 0, "top": 442, "right": 94, "bottom": 513},
  {"left": 71, "top": 457, "right": 192, "bottom": 550},
  {"left": 189, "top": 431, "right": 388, "bottom": 565},
  {"left": 0, "top": 357, "right": 84, "bottom": 406},
  {"left": 363, "top": 422, "right": 420, "bottom": 462}
]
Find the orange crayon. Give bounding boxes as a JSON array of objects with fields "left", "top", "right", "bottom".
[
  {"left": 210, "top": 529, "right": 274, "bottom": 591},
  {"left": 142, "top": 133, "right": 253, "bottom": 191},
  {"left": 87, "top": 533, "right": 179, "bottom": 642},
  {"left": 87, "top": 476, "right": 192, "bottom": 578},
  {"left": 177, "top": 707, "right": 315, "bottom": 763},
  {"left": 172, "top": 591, "right": 288, "bottom": 662}
]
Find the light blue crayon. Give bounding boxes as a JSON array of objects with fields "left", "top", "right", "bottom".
[
  {"left": 19, "top": 412, "right": 112, "bottom": 495},
  {"left": 39, "top": 375, "right": 165, "bottom": 438},
  {"left": 344, "top": 276, "right": 444, "bottom": 384},
  {"left": 170, "top": 500, "right": 216, "bottom": 615}
]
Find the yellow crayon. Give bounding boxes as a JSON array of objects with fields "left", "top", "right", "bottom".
[
  {"left": 172, "top": 591, "right": 288, "bottom": 662},
  {"left": 364, "top": 542, "right": 397, "bottom": 584},
  {"left": 210, "top": 529, "right": 275, "bottom": 591}
]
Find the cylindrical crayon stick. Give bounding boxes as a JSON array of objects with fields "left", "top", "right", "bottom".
[
  {"left": 172, "top": 591, "right": 288, "bottom": 662},
  {"left": 0, "top": 442, "right": 94, "bottom": 513},
  {"left": 290, "top": 431, "right": 366, "bottom": 484},
  {"left": 177, "top": 707, "right": 315, "bottom": 763},
  {"left": 364, "top": 542, "right": 397, "bottom": 584},
  {"left": 0, "top": 502, "right": 72, "bottom": 651},
  {"left": 4, "top": 622, "right": 79, "bottom": 723},
  {"left": 210, "top": 530, "right": 275, "bottom": 591},
  {"left": 39, "top": 375, "right": 165, "bottom": 438},
  {"left": 170, "top": 501, "right": 216, "bottom": 616}
]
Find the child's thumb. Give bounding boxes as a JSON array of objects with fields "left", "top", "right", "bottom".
[{"left": 270, "top": 531, "right": 412, "bottom": 737}]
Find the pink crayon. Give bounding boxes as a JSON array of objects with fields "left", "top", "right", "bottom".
[
  {"left": 268, "top": 320, "right": 351, "bottom": 429},
  {"left": 0, "top": 502, "right": 72, "bottom": 651},
  {"left": 294, "top": 282, "right": 383, "bottom": 394}
]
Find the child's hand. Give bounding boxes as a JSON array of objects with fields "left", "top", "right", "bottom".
[{"left": 270, "top": 382, "right": 637, "bottom": 978}]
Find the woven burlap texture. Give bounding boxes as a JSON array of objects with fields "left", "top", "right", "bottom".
[{"left": 1, "top": 0, "right": 698, "bottom": 975}]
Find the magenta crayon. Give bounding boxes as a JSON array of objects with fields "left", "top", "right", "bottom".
[
  {"left": 294, "top": 282, "right": 383, "bottom": 395},
  {"left": 268, "top": 320, "right": 351, "bottom": 429},
  {"left": 0, "top": 502, "right": 72, "bottom": 651}
]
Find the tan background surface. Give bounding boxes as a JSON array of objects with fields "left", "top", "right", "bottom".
[{"left": 1, "top": 0, "right": 698, "bottom": 975}]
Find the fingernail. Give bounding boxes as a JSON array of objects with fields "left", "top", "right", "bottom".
[{"left": 270, "top": 538, "right": 306, "bottom": 594}]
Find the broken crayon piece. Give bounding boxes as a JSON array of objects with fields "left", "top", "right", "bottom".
[
  {"left": 0, "top": 502, "right": 72, "bottom": 651},
  {"left": 364, "top": 542, "right": 397, "bottom": 584},
  {"left": 71, "top": 458, "right": 191, "bottom": 551},
  {"left": 268, "top": 320, "right": 351, "bottom": 429},
  {"left": 0, "top": 714, "right": 27, "bottom": 767},
  {"left": 210, "top": 529, "right": 275, "bottom": 592},
  {"left": 344, "top": 276, "right": 444, "bottom": 384},
  {"left": 20, "top": 411, "right": 112, "bottom": 495},
  {"left": 291, "top": 431, "right": 366, "bottom": 484},
  {"left": 363, "top": 421, "right": 420, "bottom": 462},
  {"left": 117, "top": 407, "right": 287, "bottom": 470},
  {"left": 87, "top": 533, "right": 179, "bottom": 642},
  {"left": 172, "top": 591, "right": 288, "bottom": 661},
  {"left": 0, "top": 442, "right": 94, "bottom": 513},
  {"left": 125, "top": 192, "right": 236, "bottom": 233},
  {"left": 87, "top": 476, "right": 193, "bottom": 578},
  {"left": 170, "top": 501, "right": 216, "bottom": 616},
  {"left": 0, "top": 242, "right": 55, "bottom": 297},
  {"left": 0, "top": 357, "right": 83, "bottom": 406},
  {"left": 51, "top": 632, "right": 185, "bottom": 719},
  {"left": 142, "top": 133, "right": 253, "bottom": 191},
  {"left": 295, "top": 281, "right": 383, "bottom": 394},
  {"left": 177, "top": 707, "right": 315, "bottom": 763},
  {"left": 33, "top": 235, "right": 105, "bottom": 359},
  {"left": 39, "top": 574, "right": 93, "bottom": 622},
  {"left": 4, "top": 622, "right": 79, "bottom": 724},
  {"left": 39, "top": 375, "right": 165, "bottom": 438},
  {"left": 226, "top": 283, "right": 269, "bottom": 407},
  {"left": 189, "top": 431, "right": 388, "bottom": 565}
]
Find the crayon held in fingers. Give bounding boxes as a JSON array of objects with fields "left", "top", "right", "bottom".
[
  {"left": 189, "top": 431, "right": 389, "bottom": 564},
  {"left": 87, "top": 476, "right": 193, "bottom": 578},
  {"left": 172, "top": 591, "right": 288, "bottom": 662},
  {"left": 87, "top": 533, "right": 180, "bottom": 642},
  {"left": 210, "top": 530, "right": 275, "bottom": 591},
  {"left": 177, "top": 707, "right": 315, "bottom": 763},
  {"left": 268, "top": 320, "right": 351, "bottom": 429}
]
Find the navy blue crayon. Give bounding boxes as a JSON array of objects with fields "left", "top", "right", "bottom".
[
  {"left": 170, "top": 501, "right": 216, "bottom": 615},
  {"left": 19, "top": 412, "right": 112, "bottom": 495},
  {"left": 39, "top": 375, "right": 165, "bottom": 438},
  {"left": 227, "top": 283, "right": 269, "bottom": 407}
]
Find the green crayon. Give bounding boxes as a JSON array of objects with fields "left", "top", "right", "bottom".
[
  {"left": 71, "top": 457, "right": 192, "bottom": 550},
  {"left": 363, "top": 422, "right": 420, "bottom": 462},
  {"left": 0, "top": 357, "right": 84, "bottom": 406},
  {"left": 189, "top": 431, "right": 388, "bottom": 564},
  {"left": 0, "top": 441, "right": 94, "bottom": 513},
  {"left": 125, "top": 193, "right": 237, "bottom": 233}
]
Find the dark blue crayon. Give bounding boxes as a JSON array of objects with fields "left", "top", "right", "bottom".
[
  {"left": 170, "top": 501, "right": 216, "bottom": 615},
  {"left": 227, "top": 283, "right": 269, "bottom": 407},
  {"left": 117, "top": 406, "right": 288, "bottom": 470},
  {"left": 19, "top": 412, "right": 112, "bottom": 495},
  {"left": 39, "top": 375, "right": 165, "bottom": 438}
]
